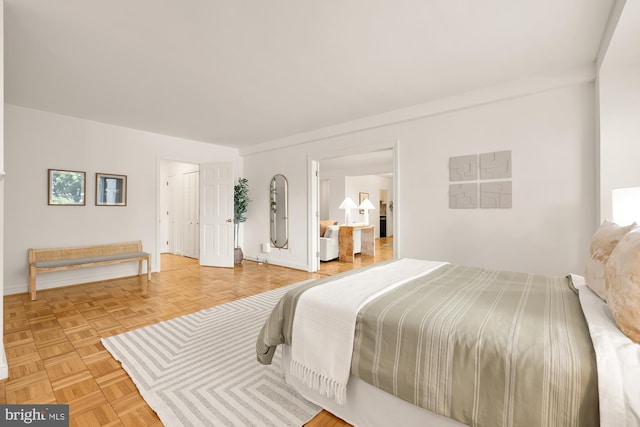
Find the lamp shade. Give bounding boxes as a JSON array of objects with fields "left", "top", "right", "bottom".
[
  {"left": 359, "top": 198, "right": 375, "bottom": 225},
  {"left": 358, "top": 198, "right": 375, "bottom": 210},
  {"left": 339, "top": 197, "right": 358, "bottom": 209},
  {"left": 612, "top": 187, "right": 640, "bottom": 226}
]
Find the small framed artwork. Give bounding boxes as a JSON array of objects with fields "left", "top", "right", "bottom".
[
  {"left": 359, "top": 192, "right": 369, "bottom": 214},
  {"left": 96, "top": 173, "right": 127, "bottom": 206},
  {"left": 48, "top": 169, "right": 86, "bottom": 206}
]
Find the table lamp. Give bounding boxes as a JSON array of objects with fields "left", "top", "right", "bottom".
[
  {"left": 359, "top": 198, "right": 376, "bottom": 225},
  {"left": 339, "top": 197, "right": 358, "bottom": 224}
]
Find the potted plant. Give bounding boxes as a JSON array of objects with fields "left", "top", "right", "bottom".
[{"left": 234, "top": 177, "right": 250, "bottom": 264}]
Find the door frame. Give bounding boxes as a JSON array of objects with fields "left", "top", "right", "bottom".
[
  {"left": 157, "top": 159, "right": 201, "bottom": 271},
  {"left": 307, "top": 140, "right": 400, "bottom": 272},
  {"left": 157, "top": 159, "right": 235, "bottom": 271}
]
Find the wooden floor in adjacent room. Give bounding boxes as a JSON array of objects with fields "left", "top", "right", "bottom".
[{"left": 1, "top": 237, "right": 393, "bottom": 426}]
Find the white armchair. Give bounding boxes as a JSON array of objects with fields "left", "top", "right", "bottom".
[{"left": 319, "top": 225, "right": 339, "bottom": 261}]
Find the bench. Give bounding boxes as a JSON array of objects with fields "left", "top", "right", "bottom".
[{"left": 28, "top": 241, "right": 151, "bottom": 300}]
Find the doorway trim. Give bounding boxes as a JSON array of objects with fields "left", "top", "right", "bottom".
[
  {"left": 307, "top": 140, "right": 400, "bottom": 272},
  {"left": 156, "top": 158, "right": 200, "bottom": 273}
]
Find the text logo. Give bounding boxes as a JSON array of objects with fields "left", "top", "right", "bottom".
[{"left": 1, "top": 405, "right": 69, "bottom": 426}]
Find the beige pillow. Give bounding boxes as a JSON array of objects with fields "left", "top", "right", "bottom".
[
  {"left": 320, "top": 220, "right": 338, "bottom": 237},
  {"left": 584, "top": 220, "right": 636, "bottom": 300},
  {"left": 605, "top": 228, "right": 640, "bottom": 343}
]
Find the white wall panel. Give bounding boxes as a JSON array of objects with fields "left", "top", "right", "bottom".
[
  {"left": 4, "top": 105, "right": 239, "bottom": 295},
  {"left": 243, "top": 84, "right": 596, "bottom": 275}
]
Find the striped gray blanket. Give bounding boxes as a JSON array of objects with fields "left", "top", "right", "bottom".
[{"left": 256, "top": 262, "right": 599, "bottom": 427}]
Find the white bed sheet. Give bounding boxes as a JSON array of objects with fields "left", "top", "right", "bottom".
[{"left": 571, "top": 274, "right": 640, "bottom": 427}]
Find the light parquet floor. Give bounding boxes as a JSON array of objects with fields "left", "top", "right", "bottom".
[{"left": 2, "top": 237, "right": 393, "bottom": 426}]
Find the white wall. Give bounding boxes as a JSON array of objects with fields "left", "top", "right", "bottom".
[
  {"left": 599, "top": 64, "right": 640, "bottom": 221},
  {"left": 241, "top": 148, "right": 312, "bottom": 270},
  {"left": 4, "top": 105, "right": 240, "bottom": 295},
  {"left": 597, "top": 2, "right": 640, "bottom": 224},
  {"left": 242, "top": 83, "right": 596, "bottom": 275},
  {"left": 320, "top": 169, "right": 347, "bottom": 224},
  {"left": 401, "top": 84, "right": 595, "bottom": 274},
  {"left": 345, "top": 175, "right": 393, "bottom": 238}
]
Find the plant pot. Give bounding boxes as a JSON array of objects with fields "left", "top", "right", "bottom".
[{"left": 234, "top": 247, "right": 244, "bottom": 264}]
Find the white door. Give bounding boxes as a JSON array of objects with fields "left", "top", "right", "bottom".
[
  {"left": 182, "top": 171, "right": 199, "bottom": 258},
  {"left": 169, "top": 175, "right": 182, "bottom": 255},
  {"left": 191, "top": 172, "right": 200, "bottom": 258},
  {"left": 199, "top": 162, "right": 234, "bottom": 267},
  {"left": 166, "top": 175, "right": 179, "bottom": 254}
]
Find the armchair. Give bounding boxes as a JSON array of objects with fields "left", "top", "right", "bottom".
[{"left": 319, "top": 225, "right": 340, "bottom": 261}]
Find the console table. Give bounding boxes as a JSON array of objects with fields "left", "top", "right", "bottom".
[{"left": 339, "top": 225, "right": 375, "bottom": 262}]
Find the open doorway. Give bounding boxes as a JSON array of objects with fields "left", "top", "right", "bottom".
[
  {"left": 310, "top": 147, "right": 397, "bottom": 272},
  {"left": 159, "top": 160, "right": 200, "bottom": 270}
]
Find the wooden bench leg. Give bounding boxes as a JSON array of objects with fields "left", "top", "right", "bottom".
[
  {"left": 138, "top": 257, "right": 152, "bottom": 280},
  {"left": 29, "top": 266, "right": 37, "bottom": 301}
]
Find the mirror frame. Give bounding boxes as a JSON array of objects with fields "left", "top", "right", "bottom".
[{"left": 270, "top": 174, "right": 289, "bottom": 249}]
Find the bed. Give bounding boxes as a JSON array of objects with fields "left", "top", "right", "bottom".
[{"left": 256, "top": 258, "right": 639, "bottom": 427}]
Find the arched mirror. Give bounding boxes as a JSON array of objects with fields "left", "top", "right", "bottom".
[{"left": 270, "top": 174, "right": 289, "bottom": 248}]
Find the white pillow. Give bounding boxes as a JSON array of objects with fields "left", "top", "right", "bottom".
[
  {"left": 605, "top": 228, "right": 640, "bottom": 344},
  {"left": 584, "top": 220, "right": 636, "bottom": 300},
  {"left": 324, "top": 225, "right": 340, "bottom": 238}
]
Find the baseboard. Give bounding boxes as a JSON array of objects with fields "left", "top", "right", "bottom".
[
  {"left": 3, "top": 264, "right": 147, "bottom": 296},
  {"left": 242, "top": 256, "right": 308, "bottom": 271},
  {"left": 4, "top": 282, "right": 28, "bottom": 295}
]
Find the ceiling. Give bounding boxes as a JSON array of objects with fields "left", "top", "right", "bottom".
[
  {"left": 5, "top": 1, "right": 616, "bottom": 150},
  {"left": 601, "top": 1, "right": 640, "bottom": 68}
]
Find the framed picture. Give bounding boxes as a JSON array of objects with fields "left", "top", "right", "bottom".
[
  {"left": 359, "top": 192, "right": 369, "bottom": 214},
  {"left": 48, "top": 169, "right": 86, "bottom": 206},
  {"left": 96, "top": 173, "right": 127, "bottom": 206}
]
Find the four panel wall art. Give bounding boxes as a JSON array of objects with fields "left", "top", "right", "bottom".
[{"left": 449, "top": 150, "right": 512, "bottom": 209}]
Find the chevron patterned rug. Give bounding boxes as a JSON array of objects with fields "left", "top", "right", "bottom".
[{"left": 102, "top": 282, "right": 320, "bottom": 427}]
